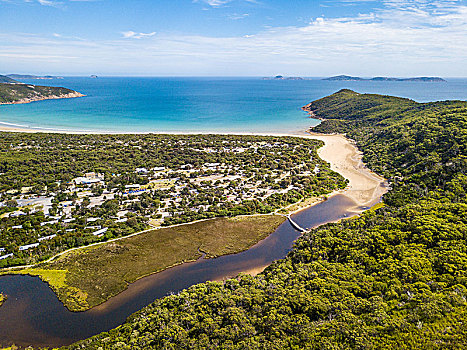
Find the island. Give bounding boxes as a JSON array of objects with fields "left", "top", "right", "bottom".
[
  {"left": 323, "top": 74, "right": 446, "bottom": 82},
  {"left": 0, "top": 75, "right": 84, "bottom": 105},
  {"left": 263, "top": 75, "right": 304, "bottom": 80}
]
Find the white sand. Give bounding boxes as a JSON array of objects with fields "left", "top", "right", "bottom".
[{"left": 306, "top": 132, "right": 387, "bottom": 209}]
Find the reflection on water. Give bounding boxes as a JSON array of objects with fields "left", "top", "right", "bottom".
[{"left": 0, "top": 194, "right": 358, "bottom": 348}]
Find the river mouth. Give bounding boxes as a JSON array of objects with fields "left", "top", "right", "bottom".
[{"left": 0, "top": 193, "right": 363, "bottom": 348}]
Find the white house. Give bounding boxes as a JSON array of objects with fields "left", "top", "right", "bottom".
[
  {"left": 92, "top": 227, "right": 108, "bottom": 236},
  {"left": 38, "top": 234, "right": 57, "bottom": 242},
  {"left": 19, "top": 243, "right": 40, "bottom": 251}
]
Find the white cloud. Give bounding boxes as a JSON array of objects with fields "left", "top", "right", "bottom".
[
  {"left": 194, "top": 0, "right": 260, "bottom": 8},
  {"left": 37, "top": 0, "right": 61, "bottom": 6},
  {"left": 194, "top": 0, "right": 233, "bottom": 7},
  {"left": 228, "top": 13, "right": 249, "bottom": 20},
  {"left": 0, "top": 0, "right": 466, "bottom": 76},
  {"left": 121, "top": 31, "right": 156, "bottom": 39}
]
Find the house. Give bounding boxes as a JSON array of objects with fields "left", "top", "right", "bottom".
[
  {"left": 92, "top": 227, "right": 108, "bottom": 236},
  {"left": 19, "top": 243, "right": 40, "bottom": 251},
  {"left": 40, "top": 220, "right": 58, "bottom": 226},
  {"left": 74, "top": 173, "right": 104, "bottom": 186},
  {"left": 135, "top": 168, "right": 148, "bottom": 174},
  {"left": 85, "top": 172, "right": 104, "bottom": 179},
  {"left": 0, "top": 253, "right": 13, "bottom": 260},
  {"left": 38, "top": 234, "right": 57, "bottom": 242},
  {"left": 204, "top": 162, "right": 220, "bottom": 169},
  {"left": 125, "top": 184, "right": 140, "bottom": 189},
  {"left": 74, "top": 177, "right": 102, "bottom": 185},
  {"left": 87, "top": 217, "right": 101, "bottom": 222},
  {"left": 8, "top": 211, "right": 26, "bottom": 218},
  {"left": 12, "top": 225, "right": 23, "bottom": 229}
]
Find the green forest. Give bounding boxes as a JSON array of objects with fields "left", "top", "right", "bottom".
[
  {"left": 0, "top": 81, "right": 81, "bottom": 104},
  {"left": 64, "top": 90, "right": 467, "bottom": 349}
]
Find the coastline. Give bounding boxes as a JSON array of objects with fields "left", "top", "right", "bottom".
[
  {"left": 0, "top": 91, "right": 85, "bottom": 106},
  {"left": 0, "top": 123, "right": 312, "bottom": 136}
]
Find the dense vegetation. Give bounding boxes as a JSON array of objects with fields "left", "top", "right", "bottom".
[
  {"left": 0, "top": 81, "right": 81, "bottom": 104},
  {"left": 66, "top": 90, "right": 467, "bottom": 349},
  {"left": 0, "top": 75, "right": 17, "bottom": 84},
  {"left": 0, "top": 133, "right": 333, "bottom": 192}
]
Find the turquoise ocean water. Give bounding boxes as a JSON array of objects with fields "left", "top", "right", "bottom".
[{"left": 1, "top": 77, "right": 466, "bottom": 133}]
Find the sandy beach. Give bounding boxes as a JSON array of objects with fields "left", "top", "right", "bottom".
[{"left": 305, "top": 132, "right": 387, "bottom": 210}]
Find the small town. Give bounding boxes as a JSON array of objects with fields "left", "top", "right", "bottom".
[{"left": 0, "top": 134, "right": 344, "bottom": 266}]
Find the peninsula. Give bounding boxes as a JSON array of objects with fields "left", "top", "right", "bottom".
[
  {"left": 324, "top": 75, "right": 446, "bottom": 82},
  {"left": 6, "top": 74, "right": 63, "bottom": 80},
  {"left": 0, "top": 75, "right": 84, "bottom": 105}
]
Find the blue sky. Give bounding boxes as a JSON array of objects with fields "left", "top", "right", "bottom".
[{"left": 0, "top": 0, "right": 466, "bottom": 76}]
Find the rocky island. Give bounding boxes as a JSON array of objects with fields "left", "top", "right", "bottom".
[
  {"left": 263, "top": 75, "right": 304, "bottom": 80},
  {"left": 324, "top": 74, "right": 446, "bottom": 82},
  {"left": 0, "top": 75, "right": 84, "bottom": 105}
]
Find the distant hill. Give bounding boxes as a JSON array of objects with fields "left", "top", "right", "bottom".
[
  {"left": 324, "top": 75, "right": 446, "bottom": 82},
  {"left": 263, "top": 75, "right": 305, "bottom": 80},
  {"left": 323, "top": 75, "right": 365, "bottom": 81},
  {"left": 7, "top": 74, "right": 63, "bottom": 80},
  {"left": 0, "top": 75, "right": 19, "bottom": 83},
  {"left": 0, "top": 81, "right": 84, "bottom": 105}
]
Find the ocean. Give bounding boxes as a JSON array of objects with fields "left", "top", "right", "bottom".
[{"left": 1, "top": 77, "right": 467, "bottom": 133}]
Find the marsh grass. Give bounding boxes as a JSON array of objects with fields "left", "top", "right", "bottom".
[{"left": 9, "top": 215, "right": 285, "bottom": 311}]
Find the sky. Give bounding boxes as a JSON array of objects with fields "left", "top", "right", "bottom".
[{"left": 0, "top": 0, "right": 466, "bottom": 76}]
